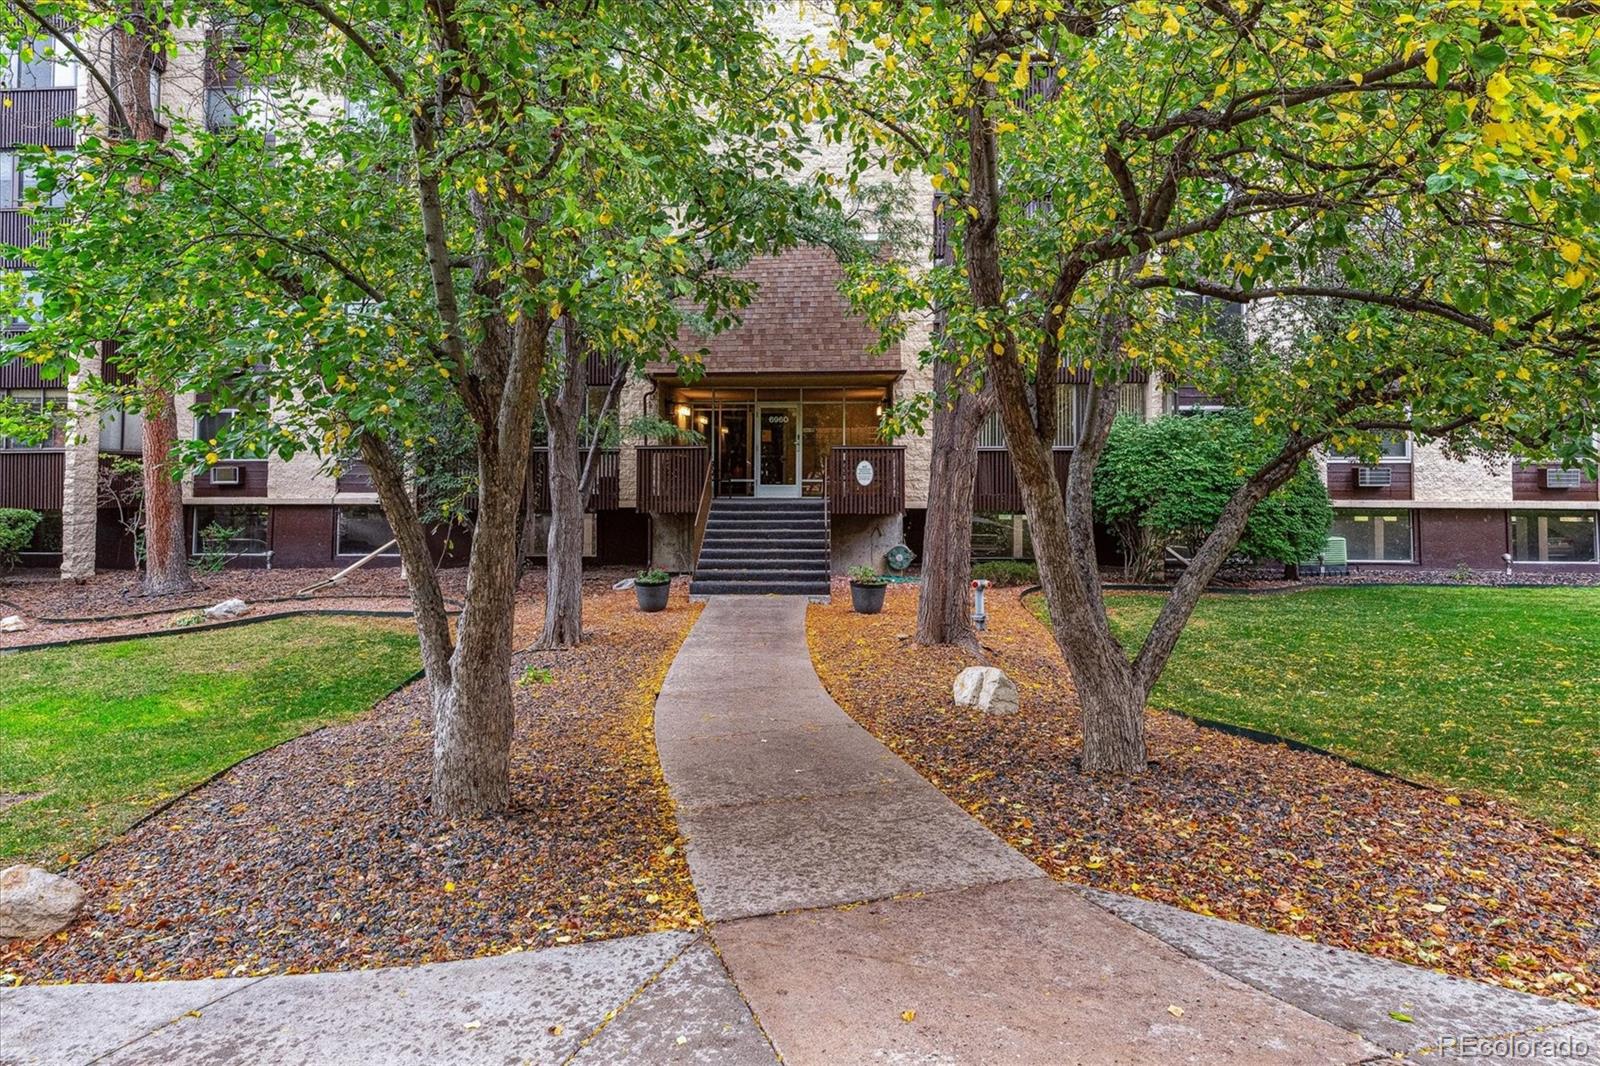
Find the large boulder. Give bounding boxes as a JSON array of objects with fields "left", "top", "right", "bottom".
[
  {"left": 0, "top": 864, "right": 85, "bottom": 939},
  {"left": 952, "top": 666, "right": 1020, "bottom": 716},
  {"left": 204, "top": 598, "right": 249, "bottom": 620}
]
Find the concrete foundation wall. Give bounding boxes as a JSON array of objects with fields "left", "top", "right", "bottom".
[
  {"left": 650, "top": 514, "right": 695, "bottom": 573},
  {"left": 830, "top": 513, "right": 905, "bottom": 573}
]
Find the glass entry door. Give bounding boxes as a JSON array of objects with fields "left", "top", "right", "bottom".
[{"left": 755, "top": 404, "right": 801, "bottom": 497}]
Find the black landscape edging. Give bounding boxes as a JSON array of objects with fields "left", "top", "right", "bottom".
[{"left": 0, "top": 606, "right": 447, "bottom": 654}]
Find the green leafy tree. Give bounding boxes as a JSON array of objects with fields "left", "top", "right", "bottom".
[
  {"left": 807, "top": 0, "right": 1600, "bottom": 772},
  {"left": 1095, "top": 414, "right": 1332, "bottom": 582},
  {"left": 12, "top": 0, "right": 825, "bottom": 815}
]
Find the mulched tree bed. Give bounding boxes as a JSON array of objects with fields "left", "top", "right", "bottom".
[
  {"left": 1, "top": 583, "right": 703, "bottom": 983},
  {"left": 807, "top": 585, "right": 1599, "bottom": 1009}
]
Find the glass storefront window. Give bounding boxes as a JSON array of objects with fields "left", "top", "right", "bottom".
[
  {"left": 1330, "top": 510, "right": 1413, "bottom": 562},
  {"left": 1510, "top": 511, "right": 1598, "bottom": 563}
]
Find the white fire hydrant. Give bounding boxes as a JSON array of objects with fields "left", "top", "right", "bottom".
[{"left": 971, "top": 578, "right": 990, "bottom": 632}]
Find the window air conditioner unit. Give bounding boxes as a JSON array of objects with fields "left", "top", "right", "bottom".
[
  {"left": 209, "top": 464, "right": 242, "bottom": 486},
  {"left": 1356, "top": 466, "right": 1392, "bottom": 488},
  {"left": 1544, "top": 468, "right": 1583, "bottom": 490}
]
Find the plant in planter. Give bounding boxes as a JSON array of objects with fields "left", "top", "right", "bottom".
[
  {"left": 634, "top": 568, "right": 672, "bottom": 612},
  {"left": 848, "top": 565, "right": 887, "bottom": 615}
]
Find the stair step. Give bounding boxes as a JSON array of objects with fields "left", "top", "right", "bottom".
[
  {"left": 697, "top": 547, "right": 832, "bottom": 557},
  {"left": 701, "top": 533, "right": 828, "bottom": 547},
  {"left": 697, "top": 560, "right": 832, "bottom": 576},
  {"left": 689, "top": 579, "right": 832, "bottom": 597},
  {"left": 706, "top": 516, "right": 828, "bottom": 527}
]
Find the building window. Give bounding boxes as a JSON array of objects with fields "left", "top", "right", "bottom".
[
  {"left": 0, "top": 387, "right": 67, "bottom": 448},
  {"left": 1510, "top": 510, "right": 1598, "bottom": 563},
  {"left": 20, "top": 509, "right": 62, "bottom": 556},
  {"left": 191, "top": 505, "right": 269, "bottom": 555},
  {"left": 972, "top": 512, "right": 1032, "bottom": 560},
  {"left": 98, "top": 403, "right": 144, "bottom": 454},
  {"left": 337, "top": 505, "right": 397, "bottom": 556},
  {"left": 2, "top": 38, "right": 74, "bottom": 90},
  {"left": 1331, "top": 509, "right": 1414, "bottom": 563},
  {"left": 1333, "top": 433, "right": 1411, "bottom": 462}
]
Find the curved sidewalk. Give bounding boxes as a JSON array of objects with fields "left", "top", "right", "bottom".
[{"left": 655, "top": 596, "right": 1599, "bottom": 1066}]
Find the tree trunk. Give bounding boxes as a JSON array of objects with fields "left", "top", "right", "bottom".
[
  {"left": 359, "top": 432, "right": 456, "bottom": 686},
  {"left": 112, "top": 21, "right": 193, "bottom": 598},
  {"left": 534, "top": 319, "right": 585, "bottom": 650},
  {"left": 427, "top": 426, "right": 531, "bottom": 815},
  {"left": 961, "top": 81, "right": 1148, "bottom": 773},
  {"left": 915, "top": 358, "right": 991, "bottom": 650},
  {"left": 140, "top": 386, "right": 194, "bottom": 595}
]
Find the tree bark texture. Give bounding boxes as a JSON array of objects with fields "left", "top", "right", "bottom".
[
  {"left": 115, "top": 22, "right": 194, "bottom": 597},
  {"left": 139, "top": 386, "right": 194, "bottom": 595},
  {"left": 914, "top": 356, "right": 991, "bottom": 650},
  {"left": 535, "top": 321, "right": 585, "bottom": 650}
]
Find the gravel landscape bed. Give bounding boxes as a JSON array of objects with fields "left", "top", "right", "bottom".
[
  {"left": 0, "top": 581, "right": 703, "bottom": 983},
  {"left": 807, "top": 584, "right": 1600, "bottom": 1009}
]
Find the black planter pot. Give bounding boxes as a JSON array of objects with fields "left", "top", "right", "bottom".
[
  {"left": 636, "top": 581, "right": 671, "bottom": 612},
  {"left": 850, "top": 581, "right": 887, "bottom": 614}
]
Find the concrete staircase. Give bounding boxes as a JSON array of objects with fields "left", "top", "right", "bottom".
[{"left": 689, "top": 497, "right": 832, "bottom": 597}]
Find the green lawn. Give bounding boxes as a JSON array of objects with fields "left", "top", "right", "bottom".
[
  {"left": 0, "top": 617, "right": 420, "bottom": 867},
  {"left": 1034, "top": 586, "right": 1600, "bottom": 837}
]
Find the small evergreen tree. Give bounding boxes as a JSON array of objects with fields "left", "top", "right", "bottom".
[{"left": 1096, "top": 415, "right": 1332, "bottom": 582}]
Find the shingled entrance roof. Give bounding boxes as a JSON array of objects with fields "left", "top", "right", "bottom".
[{"left": 659, "top": 247, "right": 900, "bottom": 376}]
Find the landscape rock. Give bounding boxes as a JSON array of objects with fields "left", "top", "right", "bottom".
[
  {"left": 0, "top": 614, "right": 26, "bottom": 632},
  {"left": 952, "top": 666, "right": 1020, "bottom": 716},
  {"left": 203, "top": 598, "right": 250, "bottom": 620},
  {"left": 0, "top": 864, "right": 86, "bottom": 939}
]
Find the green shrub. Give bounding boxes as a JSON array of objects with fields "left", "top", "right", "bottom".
[
  {"left": 971, "top": 560, "right": 1039, "bottom": 588},
  {"left": 1094, "top": 413, "right": 1332, "bottom": 581},
  {"left": 0, "top": 508, "right": 43, "bottom": 571},
  {"left": 848, "top": 565, "right": 885, "bottom": 586},
  {"left": 636, "top": 567, "right": 671, "bottom": 586}
]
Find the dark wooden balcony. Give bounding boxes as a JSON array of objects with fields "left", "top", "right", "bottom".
[
  {"left": 1, "top": 351, "right": 49, "bottom": 389},
  {"left": 973, "top": 448, "right": 1073, "bottom": 513},
  {"left": 0, "top": 449, "right": 64, "bottom": 509},
  {"left": 0, "top": 209, "right": 37, "bottom": 269},
  {"left": 0, "top": 88, "right": 78, "bottom": 148},
  {"left": 827, "top": 445, "right": 904, "bottom": 516},
  {"left": 529, "top": 447, "right": 620, "bottom": 512},
  {"left": 635, "top": 445, "right": 707, "bottom": 514}
]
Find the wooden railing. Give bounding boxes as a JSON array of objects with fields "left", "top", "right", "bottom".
[
  {"left": 973, "top": 448, "right": 1074, "bottom": 513},
  {"left": 689, "top": 459, "right": 715, "bottom": 567},
  {"left": 826, "top": 445, "right": 904, "bottom": 515},
  {"left": 529, "top": 447, "right": 621, "bottom": 512},
  {"left": 635, "top": 446, "right": 707, "bottom": 514},
  {"left": 0, "top": 450, "right": 64, "bottom": 509}
]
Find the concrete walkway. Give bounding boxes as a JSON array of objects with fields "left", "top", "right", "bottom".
[
  {"left": 5, "top": 595, "right": 1597, "bottom": 1065},
  {"left": 1, "top": 932, "right": 773, "bottom": 1065},
  {"left": 655, "top": 596, "right": 1600, "bottom": 1066}
]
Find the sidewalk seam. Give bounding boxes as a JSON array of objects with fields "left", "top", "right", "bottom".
[{"left": 84, "top": 975, "right": 271, "bottom": 1065}]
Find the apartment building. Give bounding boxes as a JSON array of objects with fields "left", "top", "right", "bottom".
[
  {"left": 0, "top": 28, "right": 427, "bottom": 577},
  {"left": 4, "top": 10, "right": 1592, "bottom": 584}
]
